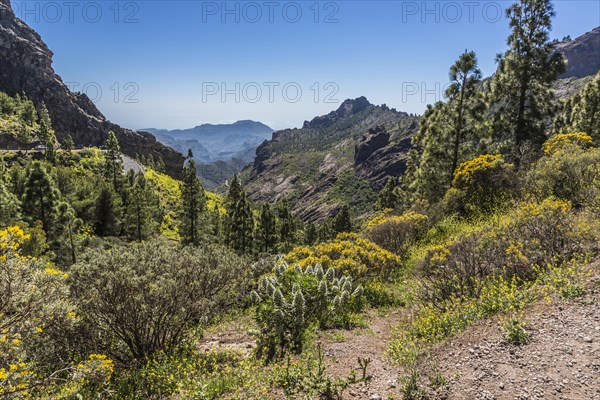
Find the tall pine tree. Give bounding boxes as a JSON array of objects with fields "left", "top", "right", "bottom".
[
  {"left": 490, "top": 0, "right": 566, "bottom": 157},
  {"left": 257, "top": 203, "right": 278, "bottom": 253},
  {"left": 376, "top": 177, "right": 401, "bottom": 211},
  {"left": 124, "top": 173, "right": 157, "bottom": 242},
  {"left": 53, "top": 201, "right": 81, "bottom": 264},
  {"left": 22, "top": 161, "right": 60, "bottom": 233},
  {"left": 276, "top": 200, "right": 297, "bottom": 246},
  {"left": 333, "top": 205, "right": 353, "bottom": 234},
  {"left": 38, "top": 104, "right": 56, "bottom": 160},
  {"left": 410, "top": 51, "right": 485, "bottom": 204},
  {"left": 94, "top": 184, "right": 121, "bottom": 236},
  {"left": 179, "top": 157, "right": 207, "bottom": 245},
  {"left": 225, "top": 175, "right": 254, "bottom": 254},
  {"left": 104, "top": 131, "right": 124, "bottom": 190},
  {"left": 556, "top": 72, "right": 600, "bottom": 140}
]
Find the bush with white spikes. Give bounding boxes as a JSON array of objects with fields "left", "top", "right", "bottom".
[{"left": 252, "top": 263, "right": 363, "bottom": 361}]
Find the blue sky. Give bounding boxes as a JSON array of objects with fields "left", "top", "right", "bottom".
[{"left": 10, "top": 0, "right": 600, "bottom": 130}]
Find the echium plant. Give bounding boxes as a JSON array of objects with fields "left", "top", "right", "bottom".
[{"left": 251, "top": 262, "right": 363, "bottom": 361}]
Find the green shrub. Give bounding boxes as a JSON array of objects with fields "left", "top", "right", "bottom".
[
  {"left": 444, "top": 154, "right": 517, "bottom": 216},
  {"left": 419, "top": 199, "right": 597, "bottom": 305},
  {"left": 251, "top": 263, "right": 363, "bottom": 361},
  {"left": 526, "top": 144, "right": 600, "bottom": 210},
  {"left": 69, "top": 242, "right": 248, "bottom": 363},
  {"left": 365, "top": 211, "right": 429, "bottom": 257},
  {"left": 500, "top": 314, "right": 530, "bottom": 345}
]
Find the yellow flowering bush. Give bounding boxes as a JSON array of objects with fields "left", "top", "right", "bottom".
[
  {"left": 526, "top": 144, "right": 600, "bottom": 209},
  {"left": 419, "top": 199, "right": 597, "bottom": 305},
  {"left": 365, "top": 212, "right": 429, "bottom": 257},
  {"left": 0, "top": 226, "right": 113, "bottom": 398},
  {"left": 283, "top": 233, "right": 402, "bottom": 279},
  {"left": 543, "top": 132, "right": 592, "bottom": 154},
  {"left": 444, "top": 154, "right": 516, "bottom": 215}
]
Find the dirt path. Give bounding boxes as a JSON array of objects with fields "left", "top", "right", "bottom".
[
  {"left": 427, "top": 267, "right": 600, "bottom": 400},
  {"left": 317, "top": 309, "right": 404, "bottom": 399}
]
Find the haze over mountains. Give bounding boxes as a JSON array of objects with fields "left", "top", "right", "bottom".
[
  {"left": 0, "top": 0, "right": 185, "bottom": 178},
  {"left": 141, "top": 121, "right": 273, "bottom": 189},
  {"left": 143, "top": 120, "right": 273, "bottom": 163},
  {"left": 241, "top": 28, "right": 600, "bottom": 222},
  {"left": 0, "top": 0, "right": 597, "bottom": 199}
]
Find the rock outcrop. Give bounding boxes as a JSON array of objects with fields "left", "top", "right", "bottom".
[
  {"left": 557, "top": 27, "right": 600, "bottom": 80},
  {"left": 354, "top": 126, "right": 414, "bottom": 190},
  {"left": 0, "top": 1, "right": 185, "bottom": 178},
  {"left": 244, "top": 98, "right": 418, "bottom": 221}
]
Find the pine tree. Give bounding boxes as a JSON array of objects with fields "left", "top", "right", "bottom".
[
  {"left": 62, "top": 134, "right": 74, "bottom": 152},
  {"left": 447, "top": 50, "right": 485, "bottom": 176},
  {"left": 490, "top": 0, "right": 566, "bottom": 156},
  {"left": 18, "top": 125, "right": 32, "bottom": 151},
  {"left": 124, "top": 173, "right": 157, "bottom": 242},
  {"left": 376, "top": 177, "right": 401, "bottom": 210},
  {"left": 22, "top": 161, "right": 60, "bottom": 233},
  {"left": 410, "top": 51, "right": 486, "bottom": 204},
  {"left": 156, "top": 157, "right": 166, "bottom": 172},
  {"left": 104, "top": 131, "right": 123, "bottom": 190},
  {"left": 333, "top": 205, "right": 352, "bottom": 234},
  {"left": 225, "top": 174, "right": 254, "bottom": 254},
  {"left": 94, "top": 184, "right": 121, "bottom": 236},
  {"left": 257, "top": 203, "right": 278, "bottom": 253},
  {"left": 179, "top": 158, "right": 207, "bottom": 245},
  {"left": 37, "top": 103, "right": 56, "bottom": 159},
  {"left": 304, "top": 222, "right": 317, "bottom": 245},
  {"left": 0, "top": 180, "right": 21, "bottom": 228},
  {"left": 146, "top": 153, "right": 155, "bottom": 169},
  {"left": 318, "top": 218, "right": 336, "bottom": 242},
  {"left": 18, "top": 96, "right": 37, "bottom": 126},
  {"left": 571, "top": 72, "right": 600, "bottom": 140},
  {"left": 53, "top": 201, "right": 81, "bottom": 264},
  {"left": 276, "top": 200, "right": 296, "bottom": 245}
]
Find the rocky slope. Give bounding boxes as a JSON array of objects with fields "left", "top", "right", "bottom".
[
  {"left": 554, "top": 27, "right": 600, "bottom": 99},
  {"left": 242, "top": 98, "right": 418, "bottom": 222},
  {"left": 425, "top": 261, "right": 600, "bottom": 400},
  {"left": 557, "top": 27, "right": 600, "bottom": 80},
  {"left": 0, "top": 0, "right": 185, "bottom": 178}
]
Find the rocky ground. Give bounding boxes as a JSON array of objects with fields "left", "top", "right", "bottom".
[
  {"left": 426, "top": 263, "right": 600, "bottom": 400},
  {"left": 199, "top": 262, "right": 600, "bottom": 399}
]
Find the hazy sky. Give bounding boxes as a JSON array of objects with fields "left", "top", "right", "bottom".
[{"left": 10, "top": 0, "right": 600, "bottom": 131}]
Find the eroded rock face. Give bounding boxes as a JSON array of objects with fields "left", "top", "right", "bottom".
[
  {"left": 245, "top": 97, "right": 418, "bottom": 222},
  {"left": 557, "top": 27, "right": 600, "bottom": 80},
  {"left": 355, "top": 132, "right": 413, "bottom": 190},
  {"left": 0, "top": 1, "right": 185, "bottom": 177}
]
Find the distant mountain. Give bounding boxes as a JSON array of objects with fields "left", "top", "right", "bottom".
[
  {"left": 242, "top": 97, "right": 418, "bottom": 222},
  {"left": 0, "top": 0, "right": 185, "bottom": 178},
  {"left": 142, "top": 121, "right": 273, "bottom": 188},
  {"left": 143, "top": 121, "right": 273, "bottom": 163}
]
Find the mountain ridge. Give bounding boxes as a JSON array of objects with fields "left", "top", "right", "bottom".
[
  {"left": 242, "top": 97, "right": 419, "bottom": 222},
  {"left": 0, "top": 0, "right": 186, "bottom": 178}
]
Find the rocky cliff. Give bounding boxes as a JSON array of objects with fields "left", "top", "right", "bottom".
[
  {"left": 0, "top": 0, "right": 185, "bottom": 178},
  {"left": 243, "top": 98, "right": 418, "bottom": 222},
  {"left": 557, "top": 27, "right": 600, "bottom": 80}
]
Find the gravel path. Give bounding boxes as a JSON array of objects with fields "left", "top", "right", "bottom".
[{"left": 427, "top": 263, "right": 600, "bottom": 400}]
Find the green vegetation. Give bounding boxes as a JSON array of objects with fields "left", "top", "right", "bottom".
[
  {"left": 252, "top": 263, "right": 363, "bottom": 361},
  {"left": 1, "top": 1, "right": 599, "bottom": 398}
]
